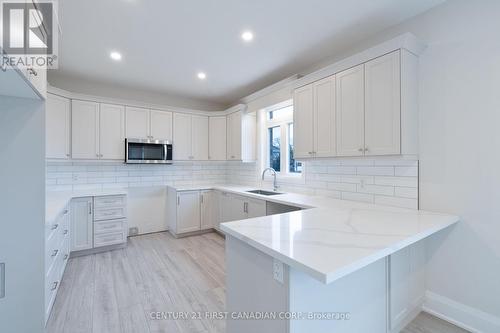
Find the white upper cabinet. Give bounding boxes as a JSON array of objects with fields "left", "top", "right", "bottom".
[
  {"left": 336, "top": 64, "right": 365, "bottom": 156},
  {"left": 314, "top": 76, "right": 336, "bottom": 157},
  {"left": 293, "top": 85, "right": 314, "bottom": 158},
  {"left": 150, "top": 110, "right": 173, "bottom": 141},
  {"left": 99, "top": 104, "right": 125, "bottom": 160},
  {"left": 293, "top": 76, "right": 336, "bottom": 158},
  {"left": 173, "top": 113, "right": 209, "bottom": 161},
  {"left": 71, "top": 100, "right": 99, "bottom": 159},
  {"left": 208, "top": 116, "right": 227, "bottom": 160},
  {"left": 173, "top": 113, "right": 193, "bottom": 160},
  {"left": 227, "top": 110, "right": 256, "bottom": 161},
  {"left": 191, "top": 115, "right": 209, "bottom": 160},
  {"left": 125, "top": 107, "right": 172, "bottom": 141},
  {"left": 125, "top": 107, "right": 150, "bottom": 139},
  {"left": 293, "top": 49, "right": 417, "bottom": 158},
  {"left": 364, "top": 51, "right": 401, "bottom": 155},
  {"left": 46, "top": 94, "right": 71, "bottom": 159}
]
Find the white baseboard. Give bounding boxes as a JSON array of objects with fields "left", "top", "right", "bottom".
[{"left": 423, "top": 291, "right": 500, "bottom": 333}]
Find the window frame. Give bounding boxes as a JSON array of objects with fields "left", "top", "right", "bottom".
[{"left": 263, "top": 100, "right": 303, "bottom": 180}]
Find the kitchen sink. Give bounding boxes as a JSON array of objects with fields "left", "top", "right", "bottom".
[{"left": 246, "top": 189, "right": 283, "bottom": 196}]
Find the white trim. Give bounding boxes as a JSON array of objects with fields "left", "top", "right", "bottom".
[
  {"left": 423, "top": 291, "right": 500, "bottom": 333},
  {"left": 48, "top": 85, "right": 245, "bottom": 116},
  {"left": 238, "top": 33, "right": 426, "bottom": 104}
]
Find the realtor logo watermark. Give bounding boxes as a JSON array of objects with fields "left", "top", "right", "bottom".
[{"left": 1, "top": 0, "right": 58, "bottom": 69}]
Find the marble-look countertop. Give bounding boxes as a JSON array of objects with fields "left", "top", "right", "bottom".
[
  {"left": 168, "top": 184, "right": 460, "bottom": 284},
  {"left": 46, "top": 189, "right": 127, "bottom": 225}
]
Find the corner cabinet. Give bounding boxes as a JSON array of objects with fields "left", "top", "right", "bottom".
[
  {"left": 208, "top": 116, "right": 227, "bottom": 160},
  {"left": 293, "top": 49, "right": 418, "bottom": 158},
  {"left": 167, "top": 188, "right": 219, "bottom": 237},
  {"left": 227, "top": 110, "right": 256, "bottom": 161}
]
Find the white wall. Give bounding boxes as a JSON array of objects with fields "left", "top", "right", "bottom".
[
  {"left": 355, "top": 0, "right": 500, "bottom": 330},
  {"left": 0, "top": 96, "right": 45, "bottom": 332}
]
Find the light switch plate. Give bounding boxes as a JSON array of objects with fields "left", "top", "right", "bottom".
[
  {"left": 273, "top": 259, "right": 284, "bottom": 284},
  {"left": 0, "top": 263, "right": 5, "bottom": 299}
]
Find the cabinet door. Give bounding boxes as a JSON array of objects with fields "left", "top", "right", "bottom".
[
  {"left": 336, "top": 64, "right": 365, "bottom": 156},
  {"left": 99, "top": 103, "right": 125, "bottom": 160},
  {"left": 70, "top": 197, "right": 93, "bottom": 251},
  {"left": 191, "top": 115, "right": 209, "bottom": 160},
  {"left": 365, "top": 51, "right": 401, "bottom": 155},
  {"left": 314, "top": 76, "right": 336, "bottom": 157},
  {"left": 177, "top": 191, "right": 201, "bottom": 234},
  {"left": 227, "top": 112, "right": 242, "bottom": 160},
  {"left": 245, "top": 198, "right": 266, "bottom": 219},
  {"left": 200, "top": 190, "right": 216, "bottom": 230},
  {"left": 150, "top": 110, "right": 173, "bottom": 141},
  {"left": 71, "top": 100, "right": 99, "bottom": 159},
  {"left": 209, "top": 117, "right": 227, "bottom": 160},
  {"left": 125, "top": 106, "right": 150, "bottom": 139},
  {"left": 173, "top": 113, "right": 192, "bottom": 160},
  {"left": 219, "top": 192, "right": 245, "bottom": 223},
  {"left": 293, "top": 84, "right": 314, "bottom": 158},
  {"left": 46, "top": 94, "right": 70, "bottom": 159}
]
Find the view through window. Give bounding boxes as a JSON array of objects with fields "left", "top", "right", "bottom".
[{"left": 266, "top": 103, "right": 302, "bottom": 175}]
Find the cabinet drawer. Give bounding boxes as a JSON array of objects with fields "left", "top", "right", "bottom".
[
  {"left": 94, "top": 195, "right": 126, "bottom": 208},
  {"left": 94, "top": 231, "right": 127, "bottom": 247},
  {"left": 94, "top": 219, "right": 125, "bottom": 235},
  {"left": 94, "top": 207, "right": 126, "bottom": 221}
]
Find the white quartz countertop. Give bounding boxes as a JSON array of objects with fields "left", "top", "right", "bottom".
[
  {"left": 46, "top": 189, "right": 127, "bottom": 225},
  {"left": 168, "top": 184, "right": 459, "bottom": 284}
]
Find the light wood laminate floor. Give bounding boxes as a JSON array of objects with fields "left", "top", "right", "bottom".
[{"left": 47, "top": 232, "right": 469, "bottom": 333}]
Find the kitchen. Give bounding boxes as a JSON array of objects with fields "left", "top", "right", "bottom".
[{"left": 1, "top": 1, "right": 500, "bottom": 333}]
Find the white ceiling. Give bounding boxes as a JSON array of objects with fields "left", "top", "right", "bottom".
[{"left": 53, "top": 0, "right": 444, "bottom": 107}]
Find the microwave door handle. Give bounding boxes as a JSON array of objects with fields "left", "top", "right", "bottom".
[{"left": 164, "top": 144, "right": 167, "bottom": 161}]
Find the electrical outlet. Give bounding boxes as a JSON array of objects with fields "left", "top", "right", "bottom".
[
  {"left": 273, "top": 259, "right": 284, "bottom": 284},
  {"left": 129, "top": 227, "right": 139, "bottom": 236},
  {"left": 72, "top": 174, "right": 79, "bottom": 181},
  {"left": 359, "top": 178, "right": 366, "bottom": 190}
]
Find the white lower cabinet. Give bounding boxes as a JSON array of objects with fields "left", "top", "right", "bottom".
[
  {"left": 201, "top": 190, "right": 217, "bottom": 230},
  {"left": 218, "top": 192, "right": 266, "bottom": 222},
  {"left": 45, "top": 203, "right": 70, "bottom": 324},
  {"left": 70, "top": 195, "right": 128, "bottom": 253},
  {"left": 168, "top": 188, "right": 266, "bottom": 236},
  {"left": 70, "top": 197, "right": 93, "bottom": 251}
]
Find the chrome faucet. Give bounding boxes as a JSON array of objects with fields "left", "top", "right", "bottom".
[{"left": 261, "top": 168, "right": 278, "bottom": 191}]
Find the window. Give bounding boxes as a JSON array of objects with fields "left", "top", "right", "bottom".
[{"left": 265, "top": 102, "right": 302, "bottom": 175}]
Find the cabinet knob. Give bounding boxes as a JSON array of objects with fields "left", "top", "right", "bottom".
[
  {"left": 51, "top": 249, "right": 58, "bottom": 257},
  {"left": 364, "top": 147, "right": 369, "bottom": 152},
  {"left": 51, "top": 281, "right": 58, "bottom": 291},
  {"left": 66, "top": 154, "right": 70, "bottom": 157},
  {"left": 358, "top": 148, "right": 364, "bottom": 152},
  {"left": 51, "top": 223, "right": 59, "bottom": 230}
]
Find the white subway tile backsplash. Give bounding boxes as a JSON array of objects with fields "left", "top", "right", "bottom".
[
  {"left": 357, "top": 166, "right": 395, "bottom": 176},
  {"left": 395, "top": 166, "right": 418, "bottom": 177},
  {"left": 47, "top": 156, "right": 419, "bottom": 210}
]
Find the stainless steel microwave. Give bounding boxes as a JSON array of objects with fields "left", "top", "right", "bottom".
[{"left": 125, "top": 138, "right": 173, "bottom": 164}]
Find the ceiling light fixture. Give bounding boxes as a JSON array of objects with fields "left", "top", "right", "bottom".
[
  {"left": 110, "top": 51, "right": 122, "bottom": 61},
  {"left": 241, "top": 31, "right": 254, "bottom": 42},
  {"left": 197, "top": 72, "right": 207, "bottom": 80}
]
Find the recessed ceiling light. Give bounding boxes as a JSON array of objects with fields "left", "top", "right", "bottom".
[
  {"left": 197, "top": 72, "right": 207, "bottom": 80},
  {"left": 110, "top": 51, "right": 122, "bottom": 61},
  {"left": 241, "top": 31, "right": 254, "bottom": 42}
]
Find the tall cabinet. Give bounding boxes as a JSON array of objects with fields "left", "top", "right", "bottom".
[{"left": 209, "top": 116, "right": 227, "bottom": 160}]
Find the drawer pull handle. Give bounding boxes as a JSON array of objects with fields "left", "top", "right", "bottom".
[
  {"left": 63, "top": 230, "right": 69, "bottom": 235},
  {"left": 51, "top": 249, "right": 58, "bottom": 257},
  {"left": 51, "top": 224, "right": 59, "bottom": 230},
  {"left": 63, "top": 210, "right": 68, "bottom": 215},
  {"left": 51, "top": 281, "right": 58, "bottom": 291},
  {"left": 102, "top": 224, "right": 116, "bottom": 229}
]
